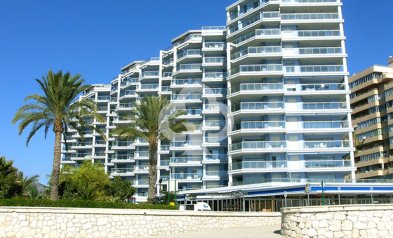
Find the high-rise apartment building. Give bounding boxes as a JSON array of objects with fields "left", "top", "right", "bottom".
[
  {"left": 350, "top": 57, "right": 393, "bottom": 179},
  {"left": 62, "top": 0, "right": 358, "bottom": 203}
]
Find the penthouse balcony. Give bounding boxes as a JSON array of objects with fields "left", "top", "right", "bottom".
[
  {"left": 227, "top": 0, "right": 280, "bottom": 23},
  {"left": 169, "top": 156, "right": 203, "bottom": 166},
  {"left": 231, "top": 46, "right": 282, "bottom": 61},
  {"left": 280, "top": 0, "right": 340, "bottom": 5}
]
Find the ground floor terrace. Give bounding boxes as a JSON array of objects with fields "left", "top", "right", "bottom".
[{"left": 176, "top": 181, "right": 393, "bottom": 212}]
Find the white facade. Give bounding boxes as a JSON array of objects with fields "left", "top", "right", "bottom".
[{"left": 61, "top": 0, "right": 355, "bottom": 202}]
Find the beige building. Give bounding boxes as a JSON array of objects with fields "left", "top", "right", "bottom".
[{"left": 350, "top": 57, "right": 393, "bottom": 179}]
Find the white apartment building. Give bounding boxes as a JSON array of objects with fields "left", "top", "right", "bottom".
[{"left": 61, "top": 0, "right": 359, "bottom": 203}]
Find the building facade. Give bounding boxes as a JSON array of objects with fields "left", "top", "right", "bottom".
[
  {"left": 350, "top": 57, "right": 393, "bottom": 179},
  {"left": 62, "top": 0, "right": 356, "bottom": 202}
]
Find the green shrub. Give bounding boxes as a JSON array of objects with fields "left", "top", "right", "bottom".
[{"left": 0, "top": 198, "right": 177, "bottom": 210}]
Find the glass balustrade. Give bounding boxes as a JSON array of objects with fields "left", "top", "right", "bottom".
[
  {"left": 303, "top": 121, "right": 348, "bottom": 129},
  {"left": 232, "top": 102, "right": 284, "bottom": 111},
  {"left": 298, "top": 83, "right": 345, "bottom": 91},
  {"left": 303, "top": 140, "right": 350, "bottom": 149},
  {"left": 204, "top": 120, "right": 225, "bottom": 127},
  {"left": 231, "top": 46, "right": 282, "bottom": 59},
  {"left": 161, "top": 86, "right": 170, "bottom": 92},
  {"left": 170, "top": 141, "right": 201, "bottom": 147},
  {"left": 71, "top": 142, "right": 93, "bottom": 146},
  {"left": 142, "top": 71, "right": 159, "bottom": 77},
  {"left": 160, "top": 160, "right": 170, "bottom": 166},
  {"left": 170, "top": 157, "right": 202, "bottom": 163},
  {"left": 112, "top": 141, "right": 133, "bottom": 147},
  {"left": 173, "top": 79, "right": 201, "bottom": 85},
  {"left": 97, "top": 106, "right": 108, "bottom": 111},
  {"left": 305, "top": 160, "right": 351, "bottom": 168},
  {"left": 297, "top": 30, "right": 341, "bottom": 37},
  {"left": 162, "top": 72, "right": 172, "bottom": 78},
  {"left": 204, "top": 42, "right": 225, "bottom": 48},
  {"left": 204, "top": 88, "right": 226, "bottom": 95},
  {"left": 282, "top": 0, "right": 339, "bottom": 3},
  {"left": 284, "top": 65, "right": 343, "bottom": 73},
  {"left": 179, "top": 64, "right": 202, "bottom": 71},
  {"left": 186, "top": 108, "right": 202, "bottom": 115},
  {"left": 140, "top": 84, "right": 159, "bottom": 89},
  {"left": 236, "top": 121, "right": 285, "bottom": 130},
  {"left": 303, "top": 102, "right": 347, "bottom": 110},
  {"left": 230, "top": 64, "right": 283, "bottom": 75},
  {"left": 120, "top": 90, "right": 136, "bottom": 97},
  {"left": 281, "top": 13, "right": 339, "bottom": 20},
  {"left": 171, "top": 173, "right": 202, "bottom": 180},
  {"left": 204, "top": 57, "right": 225, "bottom": 63},
  {"left": 136, "top": 151, "right": 149, "bottom": 157},
  {"left": 119, "top": 103, "right": 133, "bottom": 109},
  {"left": 231, "top": 83, "right": 284, "bottom": 93},
  {"left": 111, "top": 168, "right": 133, "bottom": 173},
  {"left": 171, "top": 94, "right": 201, "bottom": 100},
  {"left": 178, "top": 49, "right": 202, "bottom": 58},
  {"left": 233, "top": 28, "right": 281, "bottom": 45},
  {"left": 231, "top": 161, "right": 287, "bottom": 170},
  {"left": 230, "top": 141, "right": 286, "bottom": 151},
  {"left": 160, "top": 145, "right": 170, "bottom": 151},
  {"left": 97, "top": 96, "right": 110, "bottom": 101},
  {"left": 205, "top": 154, "right": 227, "bottom": 161},
  {"left": 204, "top": 72, "right": 226, "bottom": 79},
  {"left": 112, "top": 155, "right": 133, "bottom": 160},
  {"left": 204, "top": 104, "right": 220, "bottom": 110},
  {"left": 95, "top": 140, "right": 106, "bottom": 145},
  {"left": 299, "top": 47, "right": 342, "bottom": 55},
  {"left": 71, "top": 153, "right": 92, "bottom": 158}
]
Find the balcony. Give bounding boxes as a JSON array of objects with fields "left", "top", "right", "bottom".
[
  {"left": 119, "top": 90, "right": 137, "bottom": 98},
  {"left": 162, "top": 72, "right": 173, "bottom": 79},
  {"left": 110, "top": 168, "right": 134, "bottom": 176},
  {"left": 229, "top": 64, "right": 283, "bottom": 77},
  {"left": 281, "top": 13, "right": 340, "bottom": 21},
  {"left": 282, "top": 30, "right": 342, "bottom": 39},
  {"left": 203, "top": 57, "right": 226, "bottom": 66},
  {"left": 113, "top": 117, "right": 133, "bottom": 124},
  {"left": 171, "top": 79, "right": 202, "bottom": 88},
  {"left": 134, "top": 166, "right": 149, "bottom": 173},
  {"left": 283, "top": 47, "right": 343, "bottom": 59},
  {"left": 203, "top": 120, "right": 225, "bottom": 131},
  {"left": 170, "top": 156, "right": 202, "bottom": 166},
  {"left": 231, "top": 102, "right": 284, "bottom": 114},
  {"left": 135, "top": 151, "right": 149, "bottom": 159},
  {"left": 203, "top": 72, "right": 226, "bottom": 82},
  {"left": 177, "top": 49, "right": 202, "bottom": 61},
  {"left": 111, "top": 154, "right": 134, "bottom": 162},
  {"left": 203, "top": 88, "right": 226, "bottom": 97},
  {"left": 203, "top": 42, "right": 225, "bottom": 51},
  {"left": 302, "top": 102, "right": 347, "bottom": 110},
  {"left": 97, "top": 106, "right": 108, "bottom": 113},
  {"left": 202, "top": 104, "right": 221, "bottom": 114},
  {"left": 286, "top": 83, "right": 346, "bottom": 95},
  {"left": 120, "top": 77, "right": 138, "bottom": 88},
  {"left": 137, "top": 84, "right": 159, "bottom": 91},
  {"left": 232, "top": 46, "right": 282, "bottom": 60},
  {"left": 94, "top": 140, "right": 106, "bottom": 147},
  {"left": 171, "top": 173, "right": 202, "bottom": 181},
  {"left": 281, "top": 0, "right": 340, "bottom": 5},
  {"left": 284, "top": 65, "right": 344, "bottom": 74},
  {"left": 70, "top": 141, "right": 93, "bottom": 148},
  {"left": 177, "top": 64, "right": 202, "bottom": 73},
  {"left": 232, "top": 121, "right": 285, "bottom": 134},
  {"left": 97, "top": 95, "right": 110, "bottom": 101},
  {"left": 70, "top": 153, "right": 92, "bottom": 160},
  {"left": 142, "top": 71, "right": 159, "bottom": 78},
  {"left": 302, "top": 140, "right": 350, "bottom": 150},
  {"left": 231, "top": 161, "right": 287, "bottom": 171},
  {"left": 159, "top": 160, "right": 170, "bottom": 167},
  {"left": 118, "top": 103, "right": 134, "bottom": 110},
  {"left": 233, "top": 29, "right": 281, "bottom": 45},
  {"left": 111, "top": 141, "right": 134, "bottom": 149},
  {"left": 229, "top": 141, "right": 286, "bottom": 152},
  {"left": 171, "top": 94, "right": 202, "bottom": 103},
  {"left": 229, "top": 83, "right": 284, "bottom": 96},
  {"left": 228, "top": 11, "right": 280, "bottom": 37},
  {"left": 170, "top": 141, "right": 202, "bottom": 150},
  {"left": 135, "top": 179, "right": 149, "bottom": 188},
  {"left": 203, "top": 154, "right": 227, "bottom": 163}
]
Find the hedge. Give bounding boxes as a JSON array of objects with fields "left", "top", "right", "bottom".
[{"left": 0, "top": 198, "right": 177, "bottom": 210}]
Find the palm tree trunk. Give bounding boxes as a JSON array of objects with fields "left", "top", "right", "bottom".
[
  {"left": 148, "top": 142, "right": 158, "bottom": 202},
  {"left": 50, "top": 131, "right": 62, "bottom": 200}
]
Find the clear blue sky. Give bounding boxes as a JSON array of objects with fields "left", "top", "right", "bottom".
[{"left": 0, "top": 0, "right": 392, "bottom": 184}]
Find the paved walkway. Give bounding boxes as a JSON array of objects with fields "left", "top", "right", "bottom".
[{"left": 150, "top": 225, "right": 282, "bottom": 238}]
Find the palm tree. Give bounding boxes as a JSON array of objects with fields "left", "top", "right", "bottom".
[
  {"left": 12, "top": 70, "right": 105, "bottom": 200},
  {"left": 113, "top": 96, "right": 187, "bottom": 202},
  {"left": 16, "top": 172, "right": 39, "bottom": 197}
]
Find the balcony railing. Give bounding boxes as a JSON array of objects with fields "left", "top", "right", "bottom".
[
  {"left": 70, "top": 153, "right": 92, "bottom": 158},
  {"left": 204, "top": 104, "right": 220, "bottom": 111},
  {"left": 231, "top": 46, "right": 282, "bottom": 60},
  {"left": 281, "top": 13, "right": 339, "bottom": 20},
  {"left": 231, "top": 161, "right": 287, "bottom": 170},
  {"left": 302, "top": 102, "right": 347, "bottom": 110},
  {"left": 303, "top": 140, "right": 350, "bottom": 149},
  {"left": 162, "top": 72, "right": 173, "bottom": 78},
  {"left": 111, "top": 168, "right": 133, "bottom": 174},
  {"left": 230, "top": 64, "right": 283, "bottom": 75},
  {"left": 171, "top": 94, "right": 202, "bottom": 100},
  {"left": 112, "top": 141, "right": 133, "bottom": 147},
  {"left": 140, "top": 84, "right": 159, "bottom": 90},
  {"left": 170, "top": 141, "right": 201, "bottom": 147},
  {"left": 160, "top": 160, "right": 170, "bottom": 166},
  {"left": 171, "top": 173, "right": 202, "bottom": 180},
  {"left": 173, "top": 79, "right": 201, "bottom": 85},
  {"left": 178, "top": 64, "right": 202, "bottom": 71},
  {"left": 232, "top": 102, "right": 284, "bottom": 111},
  {"left": 290, "top": 83, "right": 345, "bottom": 91},
  {"left": 71, "top": 141, "right": 93, "bottom": 146},
  {"left": 305, "top": 160, "right": 351, "bottom": 168},
  {"left": 142, "top": 71, "right": 159, "bottom": 77},
  {"left": 178, "top": 49, "right": 202, "bottom": 59},
  {"left": 160, "top": 145, "right": 170, "bottom": 151},
  {"left": 204, "top": 120, "right": 225, "bottom": 127},
  {"left": 97, "top": 96, "right": 110, "bottom": 101},
  {"left": 204, "top": 57, "right": 225, "bottom": 63},
  {"left": 185, "top": 108, "right": 202, "bottom": 115},
  {"left": 235, "top": 121, "right": 285, "bottom": 130},
  {"left": 120, "top": 90, "right": 136, "bottom": 97},
  {"left": 95, "top": 140, "right": 106, "bottom": 145},
  {"left": 204, "top": 42, "right": 225, "bottom": 49},
  {"left": 282, "top": 0, "right": 339, "bottom": 3},
  {"left": 204, "top": 88, "right": 226, "bottom": 95},
  {"left": 284, "top": 65, "right": 344, "bottom": 73},
  {"left": 205, "top": 171, "right": 227, "bottom": 176},
  {"left": 135, "top": 151, "right": 149, "bottom": 157},
  {"left": 230, "top": 141, "right": 286, "bottom": 151},
  {"left": 302, "top": 121, "right": 348, "bottom": 129},
  {"left": 233, "top": 29, "right": 281, "bottom": 45},
  {"left": 170, "top": 156, "right": 202, "bottom": 164},
  {"left": 119, "top": 103, "right": 133, "bottom": 109},
  {"left": 112, "top": 155, "right": 133, "bottom": 161},
  {"left": 285, "top": 30, "right": 342, "bottom": 38},
  {"left": 204, "top": 72, "right": 226, "bottom": 79},
  {"left": 230, "top": 83, "right": 283, "bottom": 93},
  {"left": 205, "top": 154, "right": 227, "bottom": 161}
]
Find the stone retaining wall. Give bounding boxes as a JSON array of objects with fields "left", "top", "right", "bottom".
[
  {"left": 0, "top": 207, "right": 281, "bottom": 238},
  {"left": 281, "top": 204, "right": 393, "bottom": 238}
]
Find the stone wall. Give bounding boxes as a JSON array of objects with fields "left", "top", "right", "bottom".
[
  {"left": 0, "top": 207, "right": 281, "bottom": 238},
  {"left": 281, "top": 204, "right": 393, "bottom": 238}
]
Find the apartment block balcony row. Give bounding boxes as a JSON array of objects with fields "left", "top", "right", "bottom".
[
  {"left": 230, "top": 101, "right": 347, "bottom": 113},
  {"left": 231, "top": 120, "right": 349, "bottom": 132},
  {"left": 229, "top": 140, "right": 351, "bottom": 152},
  {"left": 233, "top": 29, "right": 342, "bottom": 46},
  {"left": 229, "top": 64, "right": 344, "bottom": 76},
  {"left": 229, "top": 160, "right": 352, "bottom": 171}
]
